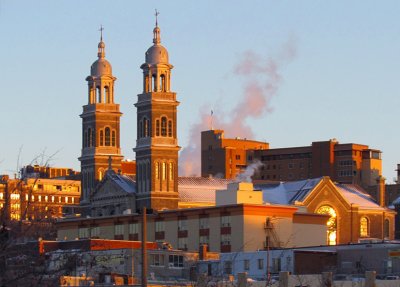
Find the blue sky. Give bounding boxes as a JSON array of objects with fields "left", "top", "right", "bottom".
[{"left": 0, "top": 1, "right": 399, "bottom": 181}]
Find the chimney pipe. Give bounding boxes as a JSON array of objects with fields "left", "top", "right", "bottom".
[{"left": 376, "top": 176, "right": 386, "bottom": 207}]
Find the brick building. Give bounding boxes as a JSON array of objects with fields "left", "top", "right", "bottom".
[
  {"left": 201, "top": 129, "right": 382, "bottom": 188},
  {"left": 201, "top": 129, "right": 269, "bottom": 179}
]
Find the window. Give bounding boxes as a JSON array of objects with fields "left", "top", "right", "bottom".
[
  {"left": 235, "top": 155, "right": 241, "bottom": 160},
  {"left": 78, "top": 227, "right": 89, "bottom": 238},
  {"left": 199, "top": 235, "right": 209, "bottom": 245},
  {"left": 144, "top": 118, "right": 149, "bottom": 137},
  {"left": 272, "top": 258, "right": 281, "bottom": 272},
  {"left": 199, "top": 217, "right": 209, "bottom": 229},
  {"left": 221, "top": 215, "right": 231, "bottom": 227},
  {"left": 169, "top": 163, "right": 173, "bottom": 180},
  {"left": 384, "top": 219, "right": 390, "bottom": 238},
  {"left": 51, "top": 196, "right": 55, "bottom": 202},
  {"left": 161, "top": 117, "right": 167, "bottom": 136},
  {"left": 221, "top": 234, "right": 231, "bottom": 245},
  {"left": 162, "top": 162, "right": 166, "bottom": 180},
  {"left": 38, "top": 195, "right": 42, "bottom": 202},
  {"left": 258, "top": 259, "right": 264, "bottom": 270},
  {"left": 156, "top": 120, "right": 160, "bottom": 136},
  {"left": 168, "top": 120, "right": 172, "bottom": 137},
  {"left": 129, "top": 223, "right": 139, "bottom": 234},
  {"left": 105, "top": 127, "right": 111, "bottom": 146},
  {"left": 360, "top": 217, "right": 369, "bottom": 237},
  {"left": 115, "top": 224, "right": 124, "bottom": 236},
  {"left": 100, "top": 130, "right": 104, "bottom": 146},
  {"left": 155, "top": 162, "right": 160, "bottom": 180},
  {"left": 288, "top": 163, "right": 294, "bottom": 169},
  {"left": 155, "top": 221, "right": 165, "bottom": 232},
  {"left": 91, "top": 226, "right": 100, "bottom": 238},
  {"left": 316, "top": 205, "right": 337, "bottom": 245},
  {"left": 244, "top": 259, "right": 250, "bottom": 271},
  {"left": 112, "top": 131, "right": 116, "bottom": 146},
  {"left": 224, "top": 261, "right": 232, "bottom": 274},
  {"left": 150, "top": 254, "right": 165, "bottom": 266},
  {"left": 169, "top": 255, "right": 184, "bottom": 268},
  {"left": 178, "top": 218, "right": 187, "bottom": 231},
  {"left": 178, "top": 237, "right": 188, "bottom": 250}
]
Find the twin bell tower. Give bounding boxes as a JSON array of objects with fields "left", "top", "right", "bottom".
[{"left": 80, "top": 18, "right": 180, "bottom": 212}]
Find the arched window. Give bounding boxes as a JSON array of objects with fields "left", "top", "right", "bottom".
[
  {"left": 99, "top": 169, "right": 104, "bottom": 181},
  {"left": 360, "top": 217, "right": 369, "bottom": 237},
  {"left": 105, "top": 127, "right": 111, "bottom": 146},
  {"left": 100, "top": 130, "right": 104, "bottom": 146},
  {"left": 144, "top": 118, "right": 149, "bottom": 137},
  {"left": 145, "top": 76, "right": 150, "bottom": 92},
  {"left": 168, "top": 120, "right": 172, "bottom": 137},
  {"left": 160, "top": 74, "right": 166, "bottom": 91},
  {"left": 155, "top": 162, "right": 160, "bottom": 180},
  {"left": 88, "top": 128, "right": 92, "bottom": 147},
  {"left": 169, "top": 162, "right": 173, "bottom": 180},
  {"left": 97, "top": 86, "right": 101, "bottom": 103},
  {"left": 92, "top": 130, "right": 96, "bottom": 147},
  {"left": 139, "top": 120, "right": 143, "bottom": 138},
  {"left": 161, "top": 117, "right": 167, "bottom": 136},
  {"left": 384, "top": 219, "right": 390, "bottom": 238},
  {"left": 162, "top": 162, "right": 166, "bottom": 180},
  {"left": 112, "top": 131, "right": 116, "bottom": 146},
  {"left": 153, "top": 75, "right": 157, "bottom": 92},
  {"left": 104, "top": 86, "right": 110, "bottom": 103},
  {"left": 316, "top": 205, "right": 337, "bottom": 245},
  {"left": 156, "top": 120, "right": 160, "bottom": 136},
  {"left": 84, "top": 131, "right": 88, "bottom": 147}
]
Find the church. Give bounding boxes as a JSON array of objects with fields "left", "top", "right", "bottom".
[{"left": 56, "top": 17, "right": 395, "bottom": 252}]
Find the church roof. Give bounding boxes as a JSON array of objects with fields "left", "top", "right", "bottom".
[
  {"left": 336, "top": 184, "right": 384, "bottom": 210},
  {"left": 97, "top": 171, "right": 136, "bottom": 194}
]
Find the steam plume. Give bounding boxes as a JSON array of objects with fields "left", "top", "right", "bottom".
[
  {"left": 235, "top": 160, "right": 263, "bottom": 183},
  {"left": 179, "top": 38, "right": 297, "bottom": 176}
]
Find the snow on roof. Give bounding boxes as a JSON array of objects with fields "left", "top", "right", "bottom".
[
  {"left": 178, "top": 177, "right": 234, "bottom": 203},
  {"left": 107, "top": 172, "right": 136, "bottom": 194},
  {"left": 255, "top": 178, "right": 323, "bottom": 205},
  {"left": 336, "top": 184, "right": 384, "bottom": 210}
]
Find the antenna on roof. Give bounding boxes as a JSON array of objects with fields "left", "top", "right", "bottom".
[{"left": 210, "top": 110, "right": 214, "bottom": 130}]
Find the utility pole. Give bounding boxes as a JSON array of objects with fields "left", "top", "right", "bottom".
[{"left": 141, "top": 207, "right": 147, "bottom": 287}]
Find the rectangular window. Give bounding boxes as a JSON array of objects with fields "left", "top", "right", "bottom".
[
  {"left": 258, "top": 258, "right": 264, "bottom": 270},
  {"left": 78, "top": 227, "right": 89, "bottom": 239},
  {"left": 155, "top": 220, "right": 165, "bottom": 232},
  {"left": 235, "top": 155, "right": 241, "bottom": 160},
  {"left": 115, "top": 224, "right": 124, "bottom": 235},
  {"left": 91, "top": 226, "right": 100, "bottom": 238},
  {"left": 178, "top": 218, "right": 187, "bottom": 231},
  {"left": 272, "top": 258, "right": 281, "bottom": 272},
  {"left": 178, "top": 237, "right": 188, "bottom": 250},
  {"left": 221, "top": 234, "right": 231, "bottom": 245},
  {"left": 199, "top": 217, "right": 209, "bottom": 229},
  {"left": 169, "top": 255, "right": 184, "bottom": 268},
  {"left": 224, "top": 261, "right": 232, "bottom": 274},
  {"left": 150, "top": 254, "right": 165, "bottom": 266},
  {"left": 244, "top": 259, "right": 250, "bottom": 270},
  {"left": 221, "top": 215, "right": 231, "bottom": 227},
  {"left": 129, "top": 223, "right": 139, "bottom": 234}
]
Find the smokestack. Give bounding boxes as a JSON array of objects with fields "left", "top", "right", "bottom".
[{"left": 376, "top": 176, "right": 386, "bottom": 207}]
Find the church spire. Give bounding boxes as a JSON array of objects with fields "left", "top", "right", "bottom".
[
  {"left": 98, "top": 25, "right": 105, "bottom": 59},
  {"left": 153, "top": 10, "right": 161, "bottom": 45}
]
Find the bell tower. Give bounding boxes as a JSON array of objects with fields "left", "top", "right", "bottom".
[
  {"left": 134, "top": 17, "right": 180, "bottom": 210},
  {"left": 79, "top": 29, "right": 123, "bottom": 207}
]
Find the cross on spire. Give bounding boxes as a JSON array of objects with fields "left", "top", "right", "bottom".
[
  {"left": 155, "top": 9, "right": 160, "bottom": 27},
  {"left": 99, "top": 25, "right": 104, "bottom": 41}
]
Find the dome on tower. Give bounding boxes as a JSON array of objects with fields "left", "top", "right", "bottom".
[
  {"left": 90, "top": 40, "right": 113, "bottom": 76},
  {"left": 145, "top": 26, "right": 169, "bottom": 65},
  {"left": 91, "top": 58, "right": 112, "bottom": 76}
]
